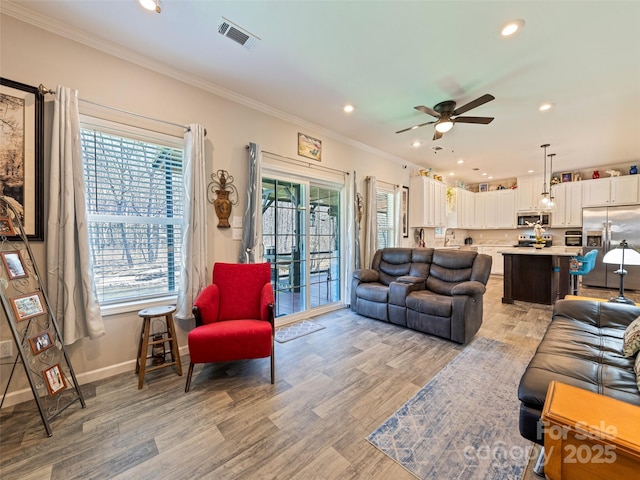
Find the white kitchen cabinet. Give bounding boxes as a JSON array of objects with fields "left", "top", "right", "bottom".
[
  {"left": 551, "top": 182, "right": 583, "bottom": 227},
  {"left": 475, "top": 190, "right": 515, "bottom": 229},
  {"left": 446, "top": 187, "right": 475, "bottom": 229},
  {"left": 476, "top": 246, "right": 504, "bottom": 275},
  {"left": 582, "top": 175, "right": 639, "bottom": 207},
  {"left": 516, "top": 175, "right": 545, "bottom": 211},
  {"left": 409, "top": 176, "right": 447, "bottom": 227}
]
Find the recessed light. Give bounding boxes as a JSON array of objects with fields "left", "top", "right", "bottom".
[
  {"left": 412, "top": 141, "right": 421, "bottom": 147},
  {"left": 488, "top": 176, "right": 494, "bottom": 180},
  {"left": 539, "top": 103, "right": 553, "bottom": 111},
  {"left": 457, "top": 159, "right": 464, "bottom": 164},
  {"left": 449, "top": 172, "right": 454, "bottom": 176},
  {"left": 527, "top": 169, "right": 534, "bottom": 173},
  {"left": 501, "top": 19, "right": 525, "bottom": 37},
  {"left": 482, "top": 172, "right": 487, "bottom": 176},
  {"left": 343, "top": 104, "right": 354, "bottom": 113}
]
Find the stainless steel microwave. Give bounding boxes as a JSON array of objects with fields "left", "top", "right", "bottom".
[{"left": 517, "top": 212, "right": 550, "bottom": 228}]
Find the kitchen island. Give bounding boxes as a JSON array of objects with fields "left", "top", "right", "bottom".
[{"left": 497, "top": 246, "right": 582, "bottom": 305}]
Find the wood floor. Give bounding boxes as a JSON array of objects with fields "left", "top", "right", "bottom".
[{"left": 1, "top": 277, "right": 637, "bottom": 480}]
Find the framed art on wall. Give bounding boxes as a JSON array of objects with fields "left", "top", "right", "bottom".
[
  {"left": 561, "top": 172, "right": 573, "bottom": 183},
  {"left": 298, "top": 133, "right": 322, "bottom": 161},
  {"left": 0, "top": 78, "right": 44, "bottom": 240},
  {"left": 401, "top": 185, "right": 409, "bottom": 238}
]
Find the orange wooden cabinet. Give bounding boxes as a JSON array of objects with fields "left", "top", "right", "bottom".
[{"left": 541, "top": 381, "right": 640, "bottom": 480}]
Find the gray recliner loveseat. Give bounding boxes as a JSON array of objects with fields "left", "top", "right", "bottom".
[{"left": 351, "top": 247, "right": 492, "bottom": 344}]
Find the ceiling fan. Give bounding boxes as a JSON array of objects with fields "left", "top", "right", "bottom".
[{"left": 396, "top": 94, "right": 495, "bottom": 140}]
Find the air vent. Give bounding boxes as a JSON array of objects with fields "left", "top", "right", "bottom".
[{"left": 218, "top": 17, "right": 260, "bottom": 51}]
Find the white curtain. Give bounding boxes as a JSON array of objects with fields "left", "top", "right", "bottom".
[
  {"left": 344, "top": 170, "right": 357, "bottom": 305},
  {"left": 239, "top": 142, "right": 263, "bottom": 263},
  {"left": 175, "top": 124, "right": 208, "bottom": 320},
  {"left": 47, "top": 86, "right": 104, "bottom": 345},
  {"left": 363, "top": 176, "right": 378, "bottom": 268}
]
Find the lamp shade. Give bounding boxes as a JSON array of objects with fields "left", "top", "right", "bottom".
[
  {"left": 435, "top": 120, "right": 454, "bottom": 133},
  {"left": 603, "top": 243, "right": 640, "bottom": 266}
]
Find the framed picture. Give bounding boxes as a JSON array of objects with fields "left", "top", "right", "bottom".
[
  {"left": 10, "top": 291, "right": 46, "bottom": 322},
  {"left": 29, "top": 331, "right": 54, "bottom": 355},
  {"left": 401, "top": 185, "right": 409, "bottom": 238},
  {"left": 297, "top": 133, "right": 322, "bottom": 161},
  {"left": 1, "top": 250, "right": 28, "bottom": 279},
  {"left": 0, "top": 78, "right": 45, "bottom": 241},
  {"left": 479, "top": 183, "right": 488, "bottom": 192},
  {"left": 43, "top": 363, "right": 67, "bottom": 397},
  {"left": 561, "top": 172, "right": 573, "bottom": 183},
  {"left": 0, "top": 217, "right": 16, "bottom": 236}
]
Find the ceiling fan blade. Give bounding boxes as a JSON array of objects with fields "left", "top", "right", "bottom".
[
  {"left": 414, "top": 105, "right": 440, "bottom": 118},
  {"left": 395, "top": 121, "right": 436, "bottom": 134},
  {"left": 433, "top": 129, "right": 443, "bottom": 141},
  {"left": 454, "top": 116, "right": 494, "bottom": 124},
  {"left": 452, "top": 94, "right": 495, "bottom": 116}
]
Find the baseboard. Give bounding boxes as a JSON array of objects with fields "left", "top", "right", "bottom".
[{"left": 1, "top": 345, "right": 190, "bottom": 409}]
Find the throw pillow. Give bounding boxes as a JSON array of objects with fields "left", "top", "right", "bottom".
[
  {"left": 636, "top": 354, "right": 640, "bottom": 394},
  {"left": 623, "top": 316, "right": 640, "bottom": 357}
]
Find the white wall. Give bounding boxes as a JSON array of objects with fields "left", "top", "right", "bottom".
[{"left": 0, "top": 14, "right": 413, "bottom": 404}]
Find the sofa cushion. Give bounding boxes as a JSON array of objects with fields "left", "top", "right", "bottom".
[
  {"left": 406, "top": 291, "right": 452, "bottom": 318},
  {"left": 623, "top": 316, "right": 640, "bottom": 357},
  {"left": 375, "top": 248, "right": 413, "bottom": 286},
  {"left": 426, "top": 250, "right": 476, "bottom": 295},
  {"left": 356, "top": 282, "right": 388, "bottom": 303}
]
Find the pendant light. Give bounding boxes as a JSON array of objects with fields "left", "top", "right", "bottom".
[
  {"left": 547, "top": 153, "right": 556, "bottom": 209},
  {"left": 538, "top": 143, "right": 551, "bottom": 210}
]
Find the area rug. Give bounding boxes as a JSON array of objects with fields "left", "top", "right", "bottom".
[
  {"left": 367, "top": 336, "right": 534, "bottom": 480},
  {"left": 275, "top": 320, "right": 325, "bottom": 343}
]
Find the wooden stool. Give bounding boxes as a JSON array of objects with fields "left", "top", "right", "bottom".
[{"left": 136, "top": 306, "right": 183, "bottom": 389}]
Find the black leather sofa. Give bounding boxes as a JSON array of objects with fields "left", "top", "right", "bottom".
[
  {"left": 351, "top": 247, "right": 492, "bottom": 344},
  {"left": 518, "top": 299, "right": 640, "bottom": 447}
]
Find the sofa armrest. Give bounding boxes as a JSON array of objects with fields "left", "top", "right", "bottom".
[
  {"left": 389, "top": 279, "right": 425, "bottom": 306},
  {"left": 451, "top": 280, "right": 486, "bottom": 297},
  {"left": 396, "top": 275, "right": 426, "bottom": 285},
  {"left": 353, "top": 268, "right": 379, "bottom": 282}
]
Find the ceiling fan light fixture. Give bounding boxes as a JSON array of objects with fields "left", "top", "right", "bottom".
[
  {"left": 139, "top": 0, "right": 161, "bottom": 13},
  {"left": 435, "top": 120, "right": 453, "bottom": 133},
  {"left": 501, "top": 19, "right": 525, "bottom": 37}
]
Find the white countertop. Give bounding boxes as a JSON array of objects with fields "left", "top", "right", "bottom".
[{"left": 497, "top": 246, "right": 582, "bottom": 256}]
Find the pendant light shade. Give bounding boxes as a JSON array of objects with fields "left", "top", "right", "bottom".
[{"left": 538, "top": 143, "right": 551, "bottom": 210}]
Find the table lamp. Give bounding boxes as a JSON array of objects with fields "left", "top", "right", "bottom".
[{"left": 602, "top": 239, "right": 640, "bottom": 304}]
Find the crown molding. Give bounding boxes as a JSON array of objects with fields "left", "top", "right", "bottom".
[{"left": 1, "top": 1, "right": 408, "bottom": 166}]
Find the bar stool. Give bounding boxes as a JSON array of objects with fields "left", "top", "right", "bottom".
[
  {"left": 136, "top": 305, "right": 183, "bottom": 389},
  {"left": 569, "top": 250, "right": 598, "bottom": 296}
]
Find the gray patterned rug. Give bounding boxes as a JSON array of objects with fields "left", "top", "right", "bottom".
[
  {"left": 367, "top": 336, "right": 534, "bottom": 479},
  {"left": 275, "top": 320, "right": 326, "bottom": 343}
]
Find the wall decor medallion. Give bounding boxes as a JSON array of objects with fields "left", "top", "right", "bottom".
[
  {"left": 0, "top": 78, "right": 44, "bottom": 240},
  {"left": 298, "top": 133, "right": 322, "bottom": 161}
]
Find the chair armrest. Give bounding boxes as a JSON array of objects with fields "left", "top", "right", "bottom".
[
  {"left": 353, "top": 268, "right": 379, "bottom": 282},
  {"left": 396, "top": 275, "right": 426, "bottom": 285},
  {"left": 260, "top": 283, "right": 275, "bottom": 329},
  {"left": 450, "top": 280, "right": 486, "bottom": 297},
  {"left": 192, "top": 284, "right": 220, "bottom": 326}
]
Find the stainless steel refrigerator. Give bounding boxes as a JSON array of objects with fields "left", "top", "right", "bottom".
[{"left": 582, "top": 206, "right": 640, "bottom": 290}]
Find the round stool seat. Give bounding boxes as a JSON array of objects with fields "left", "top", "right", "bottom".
[{"left": 138, "top": 305, "right": 176, "bottom": 318}]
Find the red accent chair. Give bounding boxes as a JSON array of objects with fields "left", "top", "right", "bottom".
[{"left": 185, "top": 262, "right": 275, "bottom": 392}]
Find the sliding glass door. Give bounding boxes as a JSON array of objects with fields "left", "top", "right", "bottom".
[{"left": 262, "top": 176, "right": 341, "bottom": 318}]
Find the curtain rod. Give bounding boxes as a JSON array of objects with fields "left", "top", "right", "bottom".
[
  {"left": 256, "top": 148, "right": 350, "bottom": 176},
  {"left": 366, "top": 176, "right": 399, "bottom": 188},
  {"left": 38, "top": 84, "right": 205, "bottom": 135}
]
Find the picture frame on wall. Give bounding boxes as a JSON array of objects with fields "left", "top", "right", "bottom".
[
  {"left": 29, "top": 331, "right": 54, "bottom": 355},
  {"left": 0, "top": 250, "right": 28, "bottom": 279},
  {"left": 479, "top": 183, "right": 489, "bottom": 192},
  {"left": 561, "top": 172, "right": 573, "bottom": 183},
  {"left": 401, "top": 185, "right": 409, "bottom": 238},
  {"left": 43, "top": 363, "right": 67, "bottom": 397},
  {"left": 297, "top": 133, "right": 322, "bottom": 161},
  {"left": 10, "top": 291, "right": 46, "bottom": 322},
  {"left": 0, "top": 78, "right": 45, "bottom": 241}
]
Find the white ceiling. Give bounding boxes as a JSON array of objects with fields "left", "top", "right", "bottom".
[{"left": 4, "top": 1, "right": 640, "bottom": 184}]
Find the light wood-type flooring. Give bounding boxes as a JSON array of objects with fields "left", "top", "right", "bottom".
[{"left": 1, "top": 277, "right": 638, "bottom": 480}]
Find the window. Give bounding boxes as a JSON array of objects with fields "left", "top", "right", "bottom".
[
  {"left": 80, "top": 119, "right": 184, "bottom": 304},
  {"left": 376, "top": 189, "right": 396, "bottom": 249}
]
